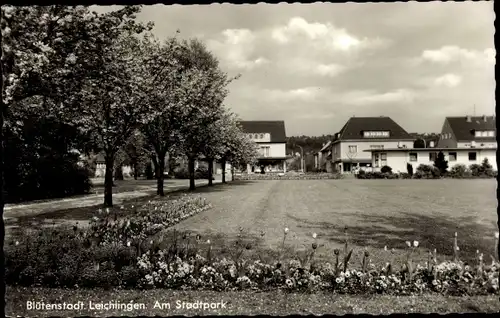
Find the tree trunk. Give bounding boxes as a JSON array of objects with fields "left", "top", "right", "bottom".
[
  {"left": 188, "top": 156, "right": 196, "bottom": 191},
  {"left": 231, "top": 163, "right": 235, "bottom": 181},
  {"left": 221, "top": 159, "right": 226, "bottom": 183},
  {"left": 104, "top": 153, "right": 115, "bottom": 207},
  {"left": 0, "top": 101, "right": 6, "bottom": 316},
  {"left": 207, "top": 157, "right": 214, "bottom": 186},
  {"left": 133, "top": 162, "right": 138, "bottom": 180},
  {"left": 156, "top": 152, "right": 166, "bottom": 196}
]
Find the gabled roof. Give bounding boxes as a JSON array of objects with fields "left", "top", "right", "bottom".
[
  {"left": 335, "top": 116, "right": 413, "bottom": 141},
  {"left": 319, "top": 140, "right": 332, "bottom": 152},
  {"left": 238, "top": 120, "right": 287, "bottom": 143},
  {"left": 446, "top": 116, "right": 496, "bottom": 142}
]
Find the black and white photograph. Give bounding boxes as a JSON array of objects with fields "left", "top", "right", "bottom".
[{"left": 1, "top": 1, "right": 498, "bottom": 316}]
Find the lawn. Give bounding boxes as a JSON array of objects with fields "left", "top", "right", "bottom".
[
  {"left": 166, "top": 178, "right": 498, "bottom": 266},
  {"left": 5, "top": 178, "right": 499, "bottom": 315},
  {"left": 7, "top": 178, "right": 498, "bottom": 265},
  {"left": 7, "top": 287, "right": 500, "bottom": 316}
]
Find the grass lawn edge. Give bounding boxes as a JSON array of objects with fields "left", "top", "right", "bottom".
[{"left": 6, "top": 287, "right": 500, "bottom": 315}]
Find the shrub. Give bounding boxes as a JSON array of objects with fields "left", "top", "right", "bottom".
[
  {"left": 174, "top": 166, "right": 190, "bottom": 179},
  {"left": 414, "top": 164, "right": 441, "bottom": 179},
  {"left": 449, "top": 164, "right": 471, "bottom": 178},
  {"left": 433, "top": 151, "right": 449, "bottom": 175},
  {"left": 381, "top": 165, "right": 392, "bottom": 174},
  {"left": 406, "top": 163, "right": 414, "bottom": 177},
  {"left": 398, "top": 172, "right": 411, "bottom": 179},
  {"left": 468, "top": 158, "right": 495, "bottom": 178}
]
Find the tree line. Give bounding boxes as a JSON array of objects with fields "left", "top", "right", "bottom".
[{"left": 1, "top": 5, "right": 259, "bottom": 209}]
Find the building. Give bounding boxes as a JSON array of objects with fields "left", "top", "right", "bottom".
[
  {"left": 314, "top": 141, "right": 332, "bottom": 170},
  {"left": 238, "top": 120, "right": 287, "bottom": 173},
  {"left": 366, "top": 115, "right": 497, "bottom": 172},
  {"left": 366, "top": 146, "right": 497, "bottom": 172},
  {"left": 94, "top": 153, "right": 133, "bottom": 178},
  {"left": 437, "top": 115, "right": 496, "bottom": 148},
  {"left": 323, "top": 116, "right": 415, "bottom": 174}
]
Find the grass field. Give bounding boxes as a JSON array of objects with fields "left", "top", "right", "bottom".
[
  {"left": 8, "top": 178, "right": 497, "bottom": 265},
  {"left": 166, "top": 178, "right": 498, "bottom": 266}
]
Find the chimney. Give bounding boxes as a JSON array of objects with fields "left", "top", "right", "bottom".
[
  {"left": 466, "top": 115, "right": 472, "bottom": 122},
  {"left": 429, "top": 141, "right": 435, "bottom": 148},
  {"left": 483, "top": 115, "right": 487, "bottom": 122}
]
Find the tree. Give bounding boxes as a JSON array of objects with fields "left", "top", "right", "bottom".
[
  {"left": 433, "top": 151, "right": 448, "bottom": 175},
  {"left": 173, "top": 38, "right": 238, "bottom": 191},
  {"left": 136, "top": 33, "right": 188, "bottom": 195},
  {"left": 407, "top": 163, "right": 414, "bottom": 177},
  {"left": 69, "top": 18, "right": 153, "bottom": 206},
  {"left": 1, "top": 6, "right": 151, "bottom": 311}
]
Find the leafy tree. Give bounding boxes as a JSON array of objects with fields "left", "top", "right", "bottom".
[
  {"left": 173, "top": 38, "right": 238, "bottom": 190},
  {"left": 1, "top": 6, "right": 152, "bottom": 309},
  {"left": 481, "top": 158, "right": 494, "bottom": 177},
  {"left": 406, "top": 163, "right": 414, "bottom": 176},
  {"left": 433, "top": 151, "right": 448, "bottom": 175}
]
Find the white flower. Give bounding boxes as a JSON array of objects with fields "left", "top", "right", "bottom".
[
  {"left": 312, "top": 233, "right": 317, "bottom": 239},
  {"left": 384, "top": 246, "right": 388, "bottom": 251},
  {"left": 150, "top": 240, "right": 154, "bottom": 245},
  {"left": 120, "top": 205, "right": 124, "bottom": 210},
  {"left": 406, "top": 241, "right": 411, "bottom": 247},
  {"left": 127, "top": 241, "right": 131, "bottom": 247},
  {"left": 495, "top": 232, "right": 499, "bottom": 239},
  {"left": 105, "top": 208, "right": 110, "bottom": 214},
  {"left": 456, "top": 246, "right": 460, "bottom": 251},
  {"left": 413, "top": 241, "right": 419, "bottom": 247},
  {"left": 206, "top": 239, "right": 211, "bottom": 244},
  {"left": 284, "top": 228, "right": 289, "bottom": 234},
  {"left": 335, "top": 277, "right": 342, "bottom": 284},
  {"left": 15, "top": 241, "right": 19, "bottom": 246}
]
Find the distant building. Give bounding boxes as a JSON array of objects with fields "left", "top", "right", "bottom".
[
  {"left": 322, "top": 116, "right": 415, "bottom": 174},
  {"left": 366, "top": 115, "right": 497, "bottom": 172},
  {"left": 437, "top": 115, "right": 496, "bottom": 148},
  {"left": 238, "top": 120, "right": 288, "bottom": 173}
]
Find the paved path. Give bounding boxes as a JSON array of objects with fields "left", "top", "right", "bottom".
[{"left": 4, "top": 178, "right": 224, "bottom": 220}]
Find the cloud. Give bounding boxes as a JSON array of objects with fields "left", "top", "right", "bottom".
[
  {"left": 271, "top": 17, "right": 389, "bottom": 52},
  {"left": 255, "top": 86, "right": 326, "bottom": 102},
  {"left": 340, "top": 89, "right": 416, "bottom": 106},
  {"left": 206, "top": 28, "right": 269, "bottom": 70},
  {"left": 434, "top": 74, "right": 462, "bottom": 88},
  {"left": 421, "top": 46, "right": 495, "bottom": 65}
]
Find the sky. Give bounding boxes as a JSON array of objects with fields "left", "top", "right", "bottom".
[{"left": 94, "top": 2, "right": 495, "bottom": 136}]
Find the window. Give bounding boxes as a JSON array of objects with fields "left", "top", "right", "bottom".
[
  {"left": 429, "top": 152, "right": 437, "bottom": 162},
  {"left": 448, "top": 152, "right": 457, "bottom": 161},
  {"left": 363, "top": 131, "right": 390, "bottom": 138},
  {"left": 348, "top": 145, "right": 357, "bottom": 153},
  {"left": 370, "top": 145, "right": 384, "bottom": 149},
  {"left": 468, "top": 152, "right": 477, "bottom": 161},
  {"left": 409, "top": 152, "right": 418, "bottom": 162},
  {"left": 488, "top": 131, "right": 495, "bottom": 137},
  {"left": 260, "top": 133, "right": 264, "bottom": 139},
  {"left": 374, "top": 153, "right": 380, "bottom": 167},
  {"left": 380, "top": 153, "right": 387, "bottom": 166},
  {"left": 254, "top": 134, "right": 259, "bottom": 139},
  {"left": 260, "top": 146, "right": 270, "bottom": 157}
]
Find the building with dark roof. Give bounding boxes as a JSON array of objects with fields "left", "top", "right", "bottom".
[
  {"left": 438, "top": 115, "right": 496, "bottom": 148},
  {"left": 237, "top": 120, "right": 288, "bottom": 173},
  {"left": 322, "top": 116, "right": 415, "bottom": 173}
]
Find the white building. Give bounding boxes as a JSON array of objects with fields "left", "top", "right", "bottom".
[
  {"left": 366, "top": 146, "right": 497, "bottom": 173},
  {"left": 238, "top": 120, "right": 288, "bottom": 173}
]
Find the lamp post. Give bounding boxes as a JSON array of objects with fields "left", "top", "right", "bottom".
[{"left": 297, "top": 145, "right": 304, "bottom": 173}]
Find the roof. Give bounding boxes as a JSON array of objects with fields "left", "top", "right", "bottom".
[
  {"left": 319, "top": 141, "right": 332, "bottom": 152},
  {"left": 335, "top": 116, "right": 413, "bottom": 141},
  {"left": 364, "top": 146, "right": 497, "bottom": 152},
  {"left": 238, "top": 120, "right": 287, "bottom": 143},
  {"left": 446, "top": 116, "right": 496, "bottom": 142}
]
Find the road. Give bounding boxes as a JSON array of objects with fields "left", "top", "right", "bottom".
[{"left": 4, "top": 177, "right": 224, "bottom": 220}]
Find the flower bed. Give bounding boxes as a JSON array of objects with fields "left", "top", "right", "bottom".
[
  {"left": 5, "top": 220, "right": 499, "bottom": 295},
  {"left": 235, "top": 173, "right": 343, "bottom": 180}
]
